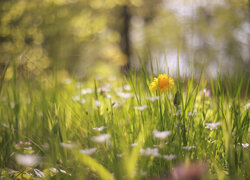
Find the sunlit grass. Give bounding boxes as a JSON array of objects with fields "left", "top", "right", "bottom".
[{"left": 0, "top": 61, "right": 249, "bottom": 179}]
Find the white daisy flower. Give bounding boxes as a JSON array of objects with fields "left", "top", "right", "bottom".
[
  {"left": 94, "top": 100, "right": 101, "bottom": 107},
  {"left": 15, "top": 154, "right": 41, "bottom": 167},
  {"left": 163, "top": 154, "right": 176, "bottom": 160},
  {"left": 81, "top": 88, "right": 93, "bottom": 95},
  {"left": 65, "top": 78, "right": 72, "bottom": 85},
  {"left": 244, "top": 103, "right": 250, "bottom": 110},
  {"left": 80, "top": 148, "right": 97, "bottom": 155},
  {"left": 140, "top": 148, "right": 160, "bottom": 157},
  {"left": 124, "top": 84, "right": 131, "bottom": 91},
  {"left": 72, "top": 96, "right": 80, "bottom": 102},
  {"left": 153, "top": 130, "right": 171, "bottom": 140},
  {"left": 116, "top": 92, "right": 134, "bottom": 99},
  {"left": 80, "top": 98, "right": 86, "bottom": 104},
  {"left": 106, "top": 94, "right": 112, "bottom": 99},
  {"left": 34, "top": 169, "right": 45, "bottom": 177},
  {"left": 92, "top": 134, "right": 110, "bottom": 143},
  {"left": 134, "top": 105, "right": 147, "bottom": 111},
  {"left": 117, "top": 153, "right": 124, "bottom": 157},
  {"left": 131, "top": 142, "right": 138, "bottom": 147},
  {"left": 146, "top": 96, "right": 160, "bottom": 102},
  {"left": 241, "top": 143, "right": 249, "bottom": 148},
  {"left": 112, "top": 101, "right": 121, "bottom": 108},
  {"left": 205, "top": 122, "right": 221, "bottom": 130},
  {"left": 93, "top": 126, "right": 106, "bottom": 132},
  {"left": 182, "top": 145, "right": 196, "bottom": 151},
  {"left": 60, "top": 142, "right": 76, "bottom": 149},
  {"left": 49, "top": 168, "right": 58, "bottom": 173}
]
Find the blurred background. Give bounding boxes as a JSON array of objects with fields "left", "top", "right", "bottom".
[{"left": 0, "top": 0, "right": 249, "bottom": 79}]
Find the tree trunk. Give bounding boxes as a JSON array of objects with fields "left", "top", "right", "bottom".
[{"left": 120, "top": 6, "right": 131, "bottom": 75}]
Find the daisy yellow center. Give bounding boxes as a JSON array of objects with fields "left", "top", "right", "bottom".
[{"left": 150, "top": 74, "right": 174, "bottom": 92}]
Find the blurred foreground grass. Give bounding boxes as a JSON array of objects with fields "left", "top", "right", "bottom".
[{"left": 0, "top": 62, "right": 249, "bottom": 180}]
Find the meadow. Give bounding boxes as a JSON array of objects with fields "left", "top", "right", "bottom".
[{"left": 0, "top": 61, "right": 249, "bottom": 180}]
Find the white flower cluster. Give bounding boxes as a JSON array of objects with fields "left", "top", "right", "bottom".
[
  {"left": 81, "top": 88, "right": 93, "bottom": 95},
  {"left": 182, "top": 145, "right": 196, "bottom": 151},
  {"left": 153, "top": 130, "right": 171, "bottom": 140},
  {"left": 146, "top": 96, "right": 159, "bottom": 102},
  {"left": 134, "top": 105, "right": 148, "bottom": 111},
  {"left": 140, "top": 148, "right": 160, "bottom": 157},
  {"left": 205, "top": 122, "right": 221, "bottom": 130},
  {"left": 116, "top": 92, "right": 134, "bottom": 99},
  {"left": 80, "top": 148, "right": 97, "bottom": 155},
  {"left": 93, "top": 126, "right": 106, "bottom": 132},
  {"left": 92, "top": 134, "right": 110, "bottom": 143}
]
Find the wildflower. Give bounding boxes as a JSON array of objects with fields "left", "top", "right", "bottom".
[
  {"left": 59, "top": 169, "right": 72, "bottom": 176},
  {"left": 106, "top": 94, "right": 112, "bottom": 99},
  {"left": 99, "top": 87, "right": 110, "bottom": 94},
  {"left": 72, "top": 96, "right": 80, "bottom": 102},
  {"left": 140, "top": 148, "right": 160, "bottom": 157},
  {"left": 153, "top": 143, "right": 164, "bottom": 148},
  {"left": 49, "top": 168, "right": 58, "bottom": 174},
  {"left": 81, "top": 88, "right": 93, "bottom": 95},
  {"left": 60, "top": 142, "right": 76, "bottom": 149},
  {"left": 205, "top": 122, "right": 221, "bottom": 130},
  {"left": 116, "top": 92, "right": 134, "bottom": 99},
  {"left": 80, "top": 148, "right": 97, "bottom": 155},
  {"left": 65, "top": 78, "right": 72, "bottom": 84},
  {"left": 92, "top": 134, "right": 110, "bottom": 143},
  {"left": 173, "top": 110, "right": 181, "bottom": 116},
  {"left": 163, "top": 154, "right": 176, "bottom": 160},
  {"left": 188, "top": 110, "right": 197, "bottom": 116},
  {"left": 15, "top": 154, "right": 41, "bottom": 167},
  {"left": 117, "top": 153, "right": 124, "bottom": 157},
  {"left": 150, "top": 74, "right": 174, "bottom": 92},
  {"left": 93, "top": 126, "right": 106, "bottom": 132},
  {"left": 244, "top": 103, "right": 250, "bottom": 110},
  {"left": 112, "top": 101, "right": 121, "bottom": 108},
  {"left": 124, "top": 84, "right": 131, "bottom": 91},
  {"left": 241, "top": 143, "right": 249, "bottom": 148},
  {"left": 153, "top": 130, "right": 171, "bottom": 140},
  {"left": 94, "top": 100, "right": 101, "bottom": 107},
  {"left": 34, "top": 169, "right": 45, "bottom": 178},
  {"left": 146, "top": 96, "right": 160, "bottom": 102},
  {"left": 131, "top": 142, "right": 138, "bottom": 147},
  {"left": 203, "top": 88, "right": 211, "bottom": 97},
  {"left": 182, "top": 146, "right": 196, "bottom": 151},
  {"left": 134, "top": 105, "right": 147, "bottom": 111},
  {"left": 80, "top": 98, "right": 86, "bottom": 104}
]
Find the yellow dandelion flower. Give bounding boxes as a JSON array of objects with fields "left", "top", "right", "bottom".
[{"left": 150, "top": 74, "right": 174, "bottom": 92}]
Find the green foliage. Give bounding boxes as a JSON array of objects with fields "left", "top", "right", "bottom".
[
  {"left": 0, "top": 60, "right": 249, "bottom": 179},
  {"left": 1, "top": 0, "right": 249, "bottom": 77}
]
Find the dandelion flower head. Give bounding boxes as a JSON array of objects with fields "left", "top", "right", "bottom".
[{"left": 151, "top": 74, "right": 174, "bottom": 92}]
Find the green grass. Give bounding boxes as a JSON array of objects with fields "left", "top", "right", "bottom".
[{"left": 0, "top": 61, "right": 249, "bottom": 180}]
